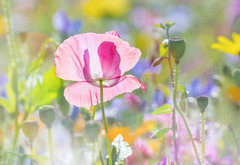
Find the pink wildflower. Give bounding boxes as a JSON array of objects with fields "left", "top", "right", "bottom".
[{"left": 54, "top": 31, "right": 145, "bottom": 107}]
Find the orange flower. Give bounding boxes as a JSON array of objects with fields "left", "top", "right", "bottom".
[
  {"left": 108, "top": 121, "right": 156, "bottom": 145},
  {"left": 227, "top": 85, "right": 240, "bottom": 102},
  {"left": 74, "top": 114, "right": 85, "bottom": 132}
]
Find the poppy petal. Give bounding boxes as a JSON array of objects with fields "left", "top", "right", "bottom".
[{"left": 64, "top": 75, "right": 145, "bottom": 107}]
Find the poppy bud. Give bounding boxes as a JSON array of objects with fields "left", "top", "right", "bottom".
[
  {"left": 22, "top": 121, "right": 39, "bottom": 141},
  {"left": 233, "top": 69, "right": 240, "bottom": 84},
  {"left": 84, "top": 120, "right": 101, "bottom": 142},
  {"left": 196, "top": 96, "right": 208, "bottom": 112},
  {"left": 38, "top": 105, "right": 55, "bottom": 128},
  {"left": 62, "top": 117, "right": 74, "bottom": 132},
  {"left": 168, "top": 37, "right": 186, "bottom": 64}
]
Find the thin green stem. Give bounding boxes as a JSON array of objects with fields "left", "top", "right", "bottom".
[
  {"left": 173, "top": 64, "right": 201, "bottom": 165},
  {"left": 91, "top": 106, "right": 96, "bottom": 120},
  {"left": 201, "top": 112, "right": 205, "bottom": 165},
  {"left": 30, "top": 140, "right": 33, "bottom": 165},
  {"left": 48, "top": 128, "right": 54, "bottom": 165},
  {"left": 99, "top": 80, "right": 112, "bottom": 165},
  {"left": 166, "top": 29, "right": 178, "bottom": 165}
]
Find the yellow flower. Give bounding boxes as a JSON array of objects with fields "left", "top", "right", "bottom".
[
  {"left": 211, "top": 33, "right": 240, "bottom": 56},
  {"left": 82, "top": 0, "right": 131, "bottom": 18},
  {"left": 0, "top": 16, "right": 7, "bottom": 36}
]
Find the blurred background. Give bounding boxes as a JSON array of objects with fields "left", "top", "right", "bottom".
[{"left": 0, "top": 0, "right": 240, "bottom": 164}]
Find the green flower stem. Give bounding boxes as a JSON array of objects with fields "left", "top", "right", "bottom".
[
  {"left": 48, "top": 128, "right": 54, "bottom": 165},
  {"left": 173, "top": 64, "right": 201, "bottom": 165},
  {"left": 30, "top": 140, "right": 34, "bottom": 165},
  {"left": 99, "top": 80, "right": 112, "bottom": 165},
  {"left": 201, "top": 112, "right": 205, "bottom": 165},
  {"left": 166, "top": 29, "right": 178, "bottom": 165},
  {"left": 91, "top": 106, "right": 96, "bottom": 120}
]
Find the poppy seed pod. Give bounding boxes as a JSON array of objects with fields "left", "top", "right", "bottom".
[
  {"left": 233, "top": 69, "right": 240, "bottom": 84},
  {"left": 196, "top": 96, "right": 209, "bottom": 112},
  {"left": 22, "top": 121, "right": 39, "bottom": 141},
  {"left": 84, "top": 120, "right": 101, "bottom": 142},
  {"left": 168, "top": 37, "right": 186, "bottom": 64},
  {"left": 38, "top": 105, "right": 55, "bottom": 128}
]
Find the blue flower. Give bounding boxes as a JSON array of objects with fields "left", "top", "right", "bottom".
[
  {"left": 53, "top": 9, "right": 81, "bottom": 36},
  {"left": 132, "top": 59, "right": 161, "bottom": 78},
  {"left": 186, "top": 78, "right": 215, "bottom": 97}
]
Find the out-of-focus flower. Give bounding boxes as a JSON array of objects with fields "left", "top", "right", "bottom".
[
  {"left": 53, "top": 9, "right": 81, "bottom": 36},
  {"left": 0, "top": 74, "right": 8, "bottom": 98},
  {"left": 226, "top": 85, "right": 240, "bottom": 102},
  {"left": 156, "top": 157, "right": 174, "bottom": 165},
  {"left": 74, "top": 114, "right": 85, "bottom": 132},
  {"left": 186, "top": 78, "right": 215, "bottom": 97},
  {"left": 211, "top": 33, "right": 240, "bottom": 56},
  {"left": 125, "top": 138, "right": 153, "bottom": 165},
  {"left": 108, "top": 121, "right": 155, "bottom": 145},
  {"left": 70, "top": 106, "right": 80, "bottom": 121},
  {"left": 132, "top": 59, "right": 161, "bottom": 79},
  {"left": 54, "top": 31, "right": 145, "bottom": 108},
  {"left": 227, "top": 0, "right": 240, "bottom": 24},
  {"left": 131, "top": 7, "right": 161, "bottom": 31},
  {"left": 0, "top": 16, "right": 6, "bottom": 36},
  {"left": 124, "top": 93, "right": 142, "bottom": 111},
  {"left": 165, "top": 6, "right": 192, "bottom": 33},
  {"left": 82, "top": 0, "right": 131, "bottom": 18}
]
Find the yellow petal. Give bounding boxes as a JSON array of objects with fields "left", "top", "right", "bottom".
[
  {"left": 232, "top": 32, "right": 240, "bottom": 44},
  {"left": 211, "top": 43, "right": 239, "bottom": 55},
  {"left": 217, "top": 36, "right": 234, "bottom": 46}
]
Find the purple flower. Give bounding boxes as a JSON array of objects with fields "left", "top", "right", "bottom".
[
  {"left": 227, "top": 0, "right": 240, "bottom": 24},
  {"left": 0, "top": 74, "right": 8, "bottom": 98},
  {"left": 132, "top": 59, "right": 161, "bottom": 78},
  {"left": 156, "top": 157, "right": 174, "bottom": 165},
  {"left": 186, "top": 78, "right": 215, "bottom": 97},
  {"left": 52, "top": 9, "right": 81, "bottom": 36}
]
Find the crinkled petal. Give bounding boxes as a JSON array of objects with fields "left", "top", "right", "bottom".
[
  {"left": 55, "top": 36, "right": 85, "bottom": 81},
  {"left": 64, "top": 75, "right": 145, "bottom": 107},
  {"left": 105, "top": 30, "right": 120, "bottom": 38}
]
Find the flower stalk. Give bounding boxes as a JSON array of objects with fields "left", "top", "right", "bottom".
[
  {"left": 201, "top": 112, "right": 205, "bottom": 165},
  {"left": 173, "top": 64, "right": 201, "bottom": 165},
  {"left": 99, "top": 80, "right": 112, "bottom": 165}
]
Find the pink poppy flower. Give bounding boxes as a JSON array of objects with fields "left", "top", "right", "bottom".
[{"left": 54, "top": 31, "right": 145, "bottom": 107}]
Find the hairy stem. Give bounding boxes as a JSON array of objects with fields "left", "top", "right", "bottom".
[
  {"left": 99, "top": 80, "right": 112, "bottom": 165},
  {"left": 201, "top": 112, "right": 205, "bottom": 165},
  {"left": 174, "top": 64, "right": 201, "bottom": 165},
  {"left": 166, "top": 29, "right": 178, "bottom": 165},
  {"left": 48, "top": 128, "right": 54, "bottom": 165}
]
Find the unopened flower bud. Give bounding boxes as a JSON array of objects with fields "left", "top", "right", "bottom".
[
  {"left": 84, "top": 120, "right": 101, "bottom": 142},
  {"left": 233, "top": 68, "right": 240, "bottom": 84},
  {"left": 38, "top": 105, "right": 55, "bottom": 128},
  {"left": 168, "top": 37, "right": 186, "bottom": 64},
  {"left": 196, "top": 96, "right": 208, "bottom": 112},
  {"left": 22, "top": 121, "right": 39, "bottom": 141}
]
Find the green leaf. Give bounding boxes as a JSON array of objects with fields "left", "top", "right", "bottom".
[
  {"left": 0, "top": 97, "right": 13, "bottom": 113},
  {"left": 31, "top": 66, "right": 63, "bottom": 111},
  {"left": 160, "top": 41, "right": 168, "bottom": 57},
  {"left": 30, "top": 153, "right": 50, "bottom": 165},
  {"left": 152, "top": 104, "right": 173, "bottom": 115},
  {"left": 27, "top": 38, "right": 58, "bottom": 76},
  {"left": 153, "top": 128, "right": 170, "bottom": 138}
]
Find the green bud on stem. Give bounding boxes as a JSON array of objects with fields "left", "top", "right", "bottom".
[{"left": 168, "top": 37, "right": 186, "bottom": 64}]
